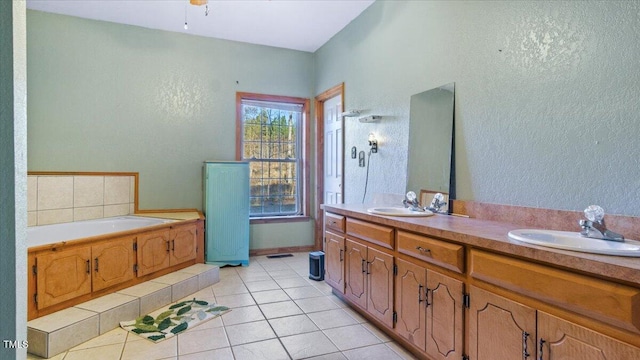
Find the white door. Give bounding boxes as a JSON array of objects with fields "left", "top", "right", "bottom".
[{"left": 324, "top": 95, "right": 343, "bottom": 205}]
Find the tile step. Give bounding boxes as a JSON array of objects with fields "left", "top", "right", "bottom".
[{"left": 27, "top": 264, "right": 220, "bottom": 359}]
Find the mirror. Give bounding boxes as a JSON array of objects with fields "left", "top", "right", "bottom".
[{"left": 406, "top": 83, "right": 455, "bottom": 203}]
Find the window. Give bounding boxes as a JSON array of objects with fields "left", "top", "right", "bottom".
[{"left": 236, "top": 92, "right": 310, "bottom": 220}]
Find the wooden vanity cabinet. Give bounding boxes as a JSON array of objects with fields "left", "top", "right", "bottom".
[
  {"left": 325, "top": 231, "right": 345, "bottom": 292},
  {"left": 468, "top": 286, "right": 536, "bottom": 360},
  {"left": 36, "top": 246, "right": 92, "bottom": 309},
  {"left": 137, "top": 223, "right": 198, "bottom": 277},
  {"left": 395, "top": 258, "right": 464, "bottom": 359},
  {"left": 136, "top": 229, "right": 171, "bottom": 276},
  {"left": 345, "top": 238, "right": 395, "bottom": 328},
  {"left": 91, "top": 236, "right": 135, "bottom": 292},
  {"left": 35, "top": 235, "right": 136, "bottom": 309},
  {"left": 538, "top": 311, "right": 640, "bottom": 360}
]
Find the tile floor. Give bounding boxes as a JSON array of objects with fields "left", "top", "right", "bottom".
[{"left": 28, "top": 252, "right": 417, "bottom": 360}]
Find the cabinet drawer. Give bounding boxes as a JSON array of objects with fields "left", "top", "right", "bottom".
[
  {"left": 325, "top": 212, "right": 345, "bottom": 232},
  {"left": 397, "top": 231, "right": 464, "bottom": 273},
  {"left": 346, "top": 218, "right": 394, "bottom": 249},
  {"left": 470, "top": 249, "right": 640, "bottom": 334}
]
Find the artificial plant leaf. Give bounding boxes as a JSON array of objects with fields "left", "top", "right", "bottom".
[
  {"left": 157, "top": 317, "right": 173, "bottom": 331},
  {"left": 155, "top": 310, "right": 174, "bottom": 323},
  {"left": 147, "top": 335, "right": 166, "bottom": 342},
  {"left": 169, "top": 301, "right": 188, "bottom": 309},
  {"left": 171, "top": 322, "right": 188, "bottom": 334},
  {"left": 177, "top": 305, "right": 192, "bottom": 316}
]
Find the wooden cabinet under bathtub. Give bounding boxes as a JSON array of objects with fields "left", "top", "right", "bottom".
[
  {"left": 28, "top": 219, "right": 202, "bottom": 320},
  {"left": 322, "top": 210, "right": 640, "bottom": 360}
]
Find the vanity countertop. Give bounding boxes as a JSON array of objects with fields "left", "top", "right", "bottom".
[{"left": 323, "top": 203, "right": 640, "bottom": 287}]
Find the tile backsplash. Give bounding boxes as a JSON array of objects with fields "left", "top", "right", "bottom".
[{"left": 28, "top": 173, "right": 137, "bottom": 226}]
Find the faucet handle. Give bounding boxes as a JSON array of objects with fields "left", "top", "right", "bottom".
[{"left": 584, "top": 205, "right": 605, "bottom": 223}]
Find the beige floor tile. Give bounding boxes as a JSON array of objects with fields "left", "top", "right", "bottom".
[
  {"left": 284, "top": 286, "right": 325, "bottom": 300},
  {"left": 221, "top": 305, "right": 264, "bottom": 326},
  {"left": 294, "top": 296, "right": 340, "bottom": 313},
  {"left": 268, "top": 314, "right": 319, "bottom": 337},
  {"left": 212, "top": 283, "right": 248, "bottom": 296},
  {"left": 280, "top": 331, "right": 339, "bottom": 360},
  {"left": 225, "top": 320, "right": 276, "bottom": 346},
  {"left": 361, "top": 322, "right": 392, "bottom": 342},
  {"left": 251, "top": 289, "right": 290, "bottom": 304},
  {"left": 179, "top": 287, "right": 215, "bottom": 302},
  {"left": 267, "top": 269, "right": 300, "bottom": 279},
  {"left": 385, "top": 342, "right": 420, "bottom": 359},
  {"left": 179, "top": 347, "right": 234, "bottom": 360},
  {"left": 239, "top": 272, "right": 272, "bottom": 282},
  {"left": 69, "top": 327, "right": 128, "bottom": 351},
  {"left": 63, "top": 343, "right": 125, "bottom": 360},
  {"left": 275, "top": 277, "right": 313, "bottom": 289},
  {"left": 215, "top": 292, "right": 256, "bottom": 308},
  {"left": 341, "top": 307, "right": 367, "bottom": 323},
  {"left": 177, "top": 326, "right": 229, "bottom": 355},
  {"left": 323, "top": 324, "right": 382, "bottom": 351},
  {"left": 343, "top": 343, "right": 403, "bottom": 360},
  {"left": 120, "top": 336, "right": 177, "bottom": 360},
  {"left": 307, "top": 309, "right": 359, "bottom": 330},
  {"left": 259, "top": 300, "right": 303, "bottom": 319},
  {"left": 306, "top": 353, "right": 348, "bottom": 360},
  {"left": 232, "top": 338, "right": 290, "bottom": 360},
  {"left": 244, "top": 279, "right": 280, "bottom": 292}
]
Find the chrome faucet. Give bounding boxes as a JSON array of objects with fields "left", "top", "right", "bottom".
[
  {"left": 403, "top": 191, "right": 425, "bottom": 212},
  {"left": 579, "top": 205, "right": 624, "bottom": 242},
  {"left": 403, "top": 191, "right": 447, "bottom": 213}
]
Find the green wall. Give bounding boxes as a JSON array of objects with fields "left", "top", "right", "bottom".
[
  {"left": 27, "top": 11, "right": 315, "bottom": 249},
  {"left": 1, "top": 1, "right": 27, "bottom": 359},
  {"left": 316, "top": 1, "right": 640, "bottom": 217}
]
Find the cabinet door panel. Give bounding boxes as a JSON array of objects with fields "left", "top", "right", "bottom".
[
  {"left": 170, "top": 225, "right": 197, "bottom": 265},
  {"left": 325, "top": 231, "right": 345, "bottom": 292},
  {"left": 468, "top": 286, "right": 536, "bottom": 360},
  {"left": 137, "top": 230, "right": 171, "bottom": 276},
  {"left": 538, "top": 311, "right": 640, "bottom": 360},
  {"left": 367, "top": 247, "right": 394, "bottom": 328},
  {"left": 92, "top": 236, "right": 135, "bottom": 291},
  {"left": 345, "top": 239, "right": 367, "bottom": 309},
  {"left": 395, "top": 258, "right": 426, "bottom": 351},
  {"left": 37, "top": 247, "right": 92, "bottom": 309},
  {"left": 426, "top": 269, "right": 463, "bottom": 360}
]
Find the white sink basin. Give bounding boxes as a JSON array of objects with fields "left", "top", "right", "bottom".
[
  {"left": 367, "top": 207, "right": 434, "bottom": 217},
  {"left": 508, "top": 229, "right": 640, "bottom": 257}
]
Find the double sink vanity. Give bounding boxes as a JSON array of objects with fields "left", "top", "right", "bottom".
[{"left": 322, "top": 202, "right": 640, "bottom": 360}]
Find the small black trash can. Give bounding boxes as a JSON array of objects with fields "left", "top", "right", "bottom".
[{"left": 309, "top": 251, "right": 325, "bottom": 281}]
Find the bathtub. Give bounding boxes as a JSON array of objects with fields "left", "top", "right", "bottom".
[{"left": 27, "top": 215, "right": 176, "bottom": 247}]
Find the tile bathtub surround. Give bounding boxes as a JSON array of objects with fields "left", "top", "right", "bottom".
[
  {"left": 27, "top": 173, "right": 137, "bottom": 226},
  {"left": 28, "top": 252, "right": 418, "bottom": 360},
  {"left": 27, "top": 264, "right": 220, "bottom": 359}
]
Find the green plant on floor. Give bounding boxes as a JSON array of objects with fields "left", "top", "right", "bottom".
[{"left": 121, "top": 298, "right": 230, "bottom": 342}]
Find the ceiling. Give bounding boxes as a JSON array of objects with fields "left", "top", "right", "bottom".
[{"left": 26, "top": 0, "right": 375, "bottom": 53}]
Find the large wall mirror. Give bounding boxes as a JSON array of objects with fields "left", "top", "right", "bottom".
[{"left": 406, "top": 83, "right": 455, "bottom": 204}]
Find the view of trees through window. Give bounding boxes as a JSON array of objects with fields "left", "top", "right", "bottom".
[{"left": 241, "top": 100, "right": 302, "bottom": 216}]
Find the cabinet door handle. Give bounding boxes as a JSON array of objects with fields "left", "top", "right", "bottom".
[
  {"left": 415, "top": 246, "right": 430, "bottom": 253},
  {"left": 86, "top": 260, "right": 90, "bottom": 274},
  {"left": 425, "top": 288, "right": 431, "bottom": 307},
  {"left": 418, "top": 284, "right": 424, "bottom": 303},
  {"left": 366, "top": 261, "right": 371, "bottom": 275},
  {"left": 94, "top": 258, "right": 99, "bottom": 272},
  {"left": 166, "top": 241, "right": 170, "bottom": 253},
  {"left": 361, "top": 259, "right": 366, "bottom": 273},
  {"left": 339, "top": 249, "right": 344, "bottom": 262},
  {"left": 172, "top": 240, "right": 175, "bottom": 251},
  {"left": 522, "top": 332, "right": 530, "bottom": 359},
  {"left": 538, "top": 339, "right": 545, "bottom": 360}
]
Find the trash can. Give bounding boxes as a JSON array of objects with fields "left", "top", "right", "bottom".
[{"left": 309, "top": 251, "right": 325, "bottom": 281}]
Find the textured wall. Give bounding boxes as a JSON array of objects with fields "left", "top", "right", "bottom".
[
  {"left": 1, "top": 1, "right": 28, "bottom": 358},
  {"left": 315, "top": 1, "right": 640, "bottom": 216},
  {"left": 26, "top": 11, "right": 315, "bottom": 249}
]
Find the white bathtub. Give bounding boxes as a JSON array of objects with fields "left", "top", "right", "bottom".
[{"left": 27, "top": 216, "right": 176, "bottom": 247}]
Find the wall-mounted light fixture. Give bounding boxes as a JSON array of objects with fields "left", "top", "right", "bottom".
[
  {"left": 359, "top": 115, "right": 381, "bottom": 123},
  {"left": 341, "top": 110, "right": 361, "bottom": 118},
  {"left": 368, "top": 133, "right": 378, "bottom": 153}
]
